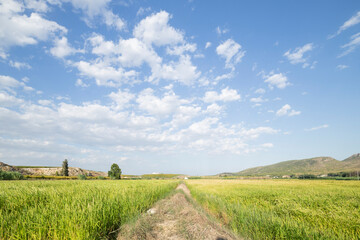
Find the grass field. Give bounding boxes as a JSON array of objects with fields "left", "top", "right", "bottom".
[
  {"left": 0, "top": 180, "right": 178, "bottom": 239},
  {"left": 187, "top": 179, "right": 360, "bottom": 240}
]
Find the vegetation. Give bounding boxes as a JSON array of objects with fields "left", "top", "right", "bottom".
[
  {"left": 108, "top": 163, "right": 122, "bottom": 179},
  {"left": 141, "top": 174, "right": 181, "bottom": 179},
  {"left": 187, "top": 179, "right": 360, "bottom": 240},
  {"left": 0, "top": 180, "right": 178, "bottom": 239},
  {"left": 0, "top": 170, "right": 24, "bottom": 180},
  {"left": 61, "top": 159, "right": 69, "bottom": 176},
  {"left": 77, "top": 174, "right": 87, "bottom": 180},
  {"left": 235, "top": 154, "right": 360, "bottom": 177}
]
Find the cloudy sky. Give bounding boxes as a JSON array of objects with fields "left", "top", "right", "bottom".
[{"left": 0, "top": 0, "right": 359, "bottom": 175}]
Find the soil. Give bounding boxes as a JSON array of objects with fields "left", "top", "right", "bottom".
[{"left": 117, "top": 183, "right": 240, "bottom": 240}]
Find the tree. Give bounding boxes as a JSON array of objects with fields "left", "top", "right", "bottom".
[
  {"left": 62, "top": 159, "right": 69, "bottom": 176},
  {"left": 108, "top": 163, "right": 122, "bottom": 179}
]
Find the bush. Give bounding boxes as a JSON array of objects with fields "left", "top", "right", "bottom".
[
  {"left": 97, "top": 176, "right": 105, "bottom": 180},
  {"left": 0, "top": 170, "right": 24, "bottom": 180},
  {"left": 77, "top": 174, "right": 87, "bottom": 180}
]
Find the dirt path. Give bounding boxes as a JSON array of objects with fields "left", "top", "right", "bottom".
[{"left": 117, "top": 183, "right": 240, "bottom": 240}]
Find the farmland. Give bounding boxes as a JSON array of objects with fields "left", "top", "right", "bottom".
[
  {"left": 187, "top": 179, "right": 360, "bottom": 240},
  {"left": 0, "top": 180, "right": 178, "bottom": 240}
]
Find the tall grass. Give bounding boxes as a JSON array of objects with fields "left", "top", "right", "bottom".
[
  {"left": 0, "top": 180, "right": 178, "bottom": 239},
  {"left": 187, "top": 179, "right": 360, "bottom": 240}
]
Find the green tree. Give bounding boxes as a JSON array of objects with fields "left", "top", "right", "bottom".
[
  {"left": 62, "top": 159, "right": 69, "bottom": 176},
  {"left": 108, "top": 163, "right": 122, "bottom": 179}
]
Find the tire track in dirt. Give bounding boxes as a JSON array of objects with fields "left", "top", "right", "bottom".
[{"left": 118, "top": 183, "right": 240, "bottom": 240}]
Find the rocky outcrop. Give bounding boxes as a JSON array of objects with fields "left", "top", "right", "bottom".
[{"left": 0, "top": 162, "right": 107, "bottom": 177}]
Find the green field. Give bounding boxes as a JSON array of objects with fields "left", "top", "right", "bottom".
[
  {"left": 187, "top": 179, "right": 360, "bottom": 240},
  {"left": 0, "top": 180, "right": 178, "bottom": 239}
]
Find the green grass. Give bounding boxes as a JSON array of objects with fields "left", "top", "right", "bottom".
[
  {"left": 187, "top": 179, "right": 360, "bottom": 240},
  {"left": 141, "top": 173, "right": 181, "bottom": 179},
  {"left": 0, "top": 180, "right": 178, "bottom": 239}
]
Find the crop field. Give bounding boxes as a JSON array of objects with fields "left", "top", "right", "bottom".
[
  {"left": 187, "top": 179, "right": 360, "bottom": 240},
  {"left": 0, "top": 180, "right": 178, "bottom": 240}
]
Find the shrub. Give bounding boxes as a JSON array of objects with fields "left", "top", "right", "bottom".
[
  {"left": 97, "top": 176, "right": 105, "bottom": 180},
  {"left": 77, "top": 174, "right": 87, "bottom": 180},
  {"left": 0, "top": 170, "right": 24, "bottom": 180}
]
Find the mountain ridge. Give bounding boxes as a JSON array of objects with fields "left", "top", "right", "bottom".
[{"left": 230, "top": 154, "right": 360, "bottom": 176}]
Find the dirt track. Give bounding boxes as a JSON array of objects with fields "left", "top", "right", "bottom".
[{"left": 118, "top": 183, "right": 240, "bottom": 240}]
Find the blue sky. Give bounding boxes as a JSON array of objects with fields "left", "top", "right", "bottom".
[{"left": 0, "top": 0, "right": 359, "bottom": 175}]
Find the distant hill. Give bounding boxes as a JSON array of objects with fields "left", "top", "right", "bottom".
[
  {"left": 232, "top": 153, "right": 360, "bottom": 176},
  {"left": 0, "top": 162, "right": 107, "bottom": 177}
]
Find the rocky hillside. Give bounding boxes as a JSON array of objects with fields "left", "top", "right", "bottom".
[
  {"left": 233, "top": 153, "right": 360, "bottom": 176},
  {"left": 0, "top": 162, "right": 107, "bottom": 177}
]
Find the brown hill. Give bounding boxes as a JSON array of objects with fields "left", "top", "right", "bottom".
[{"left": 0, "top": 162, "right": 107, "bottom": 177}]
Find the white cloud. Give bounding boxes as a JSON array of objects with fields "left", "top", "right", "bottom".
[
  {"left": 254, "top": 88, "right": 265, "bottom": 94},
  {"left": 305, "top": 124, "right": 329, "bottom": 131},
  {"left": 64, "top": 0, "right": 125, "bottom": 30},
  {"left": 9, "top": 60, "right": 31, "bottom": 70},
  {"left": 166, "top": 43, "right": 196, "bottom": 55},
  {"left": 0, "top": 0, "right": 67, "bottom": 56},
  {"left": 216, "top": 39, "right": 245, "bottom": 69},
  {"left": 339, "top": 32, "right": 360, "bottom": 57},
  {"left": 136, "top": 88, "right": 185, "bottom": 116},
  {"left": 215, "top": 26, "right": 228, "bottom": 35},
  {"left": 330, "top": 11, "right": 360, "bottom": 38},
  {"left": 108, "top": 89, "right": 134, "bottom": 110},
  {"left": 0, "top": 92, "right": 24, "bottom": 107},
  {"left": 75, "top": 60, "right": 137, "bottom": 87},
  {"left": 250, "top": 96, "right": 267, "bottom": 103},
  {"left": 276, "top": 104, "right": 301, "bottom": 117},
  {"left": 203, "top": 87, "right": 241, "bottom": 103},
  {"left": 204, "top": 103, "right": 223, "bottom": 115},
  {"left": 136, "top": 7, "right": 151, "bottom": 16},
  {"left": 214, "top": 72, "right": 234, "bottom": 82},
  {"left": 50, "top": 37, "right": 83, "bottom": 58},
  {"left": 133, "top": 11, "right": 183, "bottom": 46},
  {"left": 284, "top": 43, "right": 314, "bottom": 66},
  {"left": 336, "top": 64, "right": 349, "bottom": 70},
  {"left": 117, "top": 38, "right": 161, "bottom": 68},
  {"left": 264, "top": 72, "right": 290, "bottom": 89},
  {"left": 75, "top": 79, "right": 89, "bottom": 88},
  {"left": 149, "top": 55, "right": 200, "bottom": 85},
  {"left": 205, "top": 42, "right": 211, "bottom": 49}
]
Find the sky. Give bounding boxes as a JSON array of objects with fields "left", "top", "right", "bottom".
[{"left": 0, "top": 0, "right": 359, "bottom": 175}]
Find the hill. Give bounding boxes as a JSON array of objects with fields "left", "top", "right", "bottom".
[
  {"left": 233, "top": 153, "right": 360, "bottom": 177},
  {"left": 0, "top": 162, "right": 107, "bottom": 177}
]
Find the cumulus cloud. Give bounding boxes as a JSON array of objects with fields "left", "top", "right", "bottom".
[
  {"left": 284, "top": 43, "right": 314, "bottom": 67},
  {"left": 133, "top": 11, "right": 183, "bottom": 46},
  {"left": 203, "top": 87, "right": 241, "bottom": 103},
  {"left": 64, "top": 0, "right": 125, "bottom": 30},
  {"left": 149, "top": 55, "right": 200, "bottom": 85},
  {"left": 305, "top": 124, "right": 329, "bottom": 131},
  {"left": 0, "top": 0, "right": 67, "bottom": 57},
  {"left": 50, "top": 37, "right": 83, "bottom": 58},
  {"left": 205, "top": 42, "right": 211, "bottom": 49},
  {"left": 136, "top": 88, "right": 186, "bottom": 116},
  {"left": 0, "top": 75, "right": 34, "bottom": 93},
  {"left": 9, "top": 60, "right": 31, "bottom": 70},
  {"left": 263, "top": 72, "right": 290, "bottom": 89},
  {"left": 276, "top": 104, "right": 301, "bottom": 117},
  {"left": 74, "top": 60, "right": 138, "bottom": 87},
  {"left": 254, "top": 88, "right": 265, "bottom": 94},
  {"left": 216, "top": 39, "right": 245, "bottom": 69}
]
